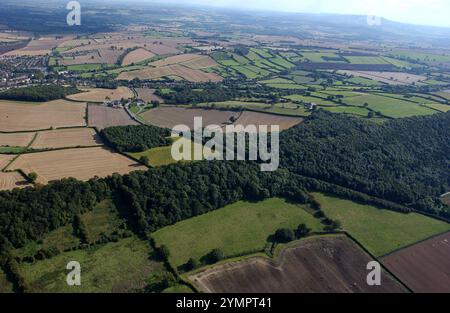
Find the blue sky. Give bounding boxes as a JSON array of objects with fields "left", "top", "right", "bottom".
[{"left": 141, "top": 0, "right": 450, "bottom": 28}]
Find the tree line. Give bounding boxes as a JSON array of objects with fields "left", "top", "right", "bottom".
[{"left": 0, "top": 85, "right": 79, "bottom": 102}]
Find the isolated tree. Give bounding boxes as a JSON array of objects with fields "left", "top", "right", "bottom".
[
  {"left": 295, "top": 224, "right": 311, "bottom": 239},
  {"left": 158, "top": 245, "right": 171, "bottom": 260},
  {"left": 28, "top": 172, "right": 38, "bottom": 183},
  {"left": 274, "top": 228, "right": 295, "bottom": 243},
  {"left": 186, "top": 258, "right": 199, "bottom": 271},
  {"left": 140, "top": 156, "right": 150, "bottom": 166}
]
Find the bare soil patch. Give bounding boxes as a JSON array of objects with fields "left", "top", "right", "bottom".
[
  {"left": 382, "top": 231, "right": 450, "bottom": 293},
  {"left": 135, "top": 88, "right": 163, "bottom": 103},
  {"left": 0, "top": 132, "right": 35, "bottom": 147},
  {"left": 189, "top": 235, "right": 406, "bottom": 293},
  {"left": 88, "top": 105, "right": 138, "bottom": 129}
]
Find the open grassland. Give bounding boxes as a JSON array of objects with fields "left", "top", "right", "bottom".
[
  {"left": 122, "top": 48, "right": 155, "bottom": 66},
  {"left": 117, "top": 64, "right": 223, "bottom": 82},
  {"left": 423, "top": 103, "right": 450, "bottom": 112},
  {"left": 188, "top": 235, "right": 406, "bottom": 293},
  {"left": 0, "top": 172, "right": 30, "bottom": 191},
  {"left": 233, "top": 111, "right": 303, "bottom": 131},
  {"left": 0, "top": 100, "right": 86, "bottom": 132},
  {"left": 322, "top": 106, "right": 371, "bottom": 116},
  {"left": 313, "top": 193, "right": 450, "bottom": 257},
  {"left": 18, "top": 236, "right": 164, "bottom": 293},
  {"left": 140, "top": 107, "right": 240, "bottom": 129},
  {"left": 153, "top": 198, "right": 324, "bottom": 268},
  {"left": 0, "top": 132, "right": 35, "bottom": 147},
  {"left": 67, "top": 87, "right": 134, "bottom": 103},
  {"left": 88, "top": 105, "right": 138, "bottom": 129},
  {"left": 382, "top": 231, "right": 450, "bottom": 293},
  {"left": 31, "top": 128, "right": 102, "bottom": 150},
  {"left": 9, "top": 147, "right": 146, "bottom": 184}
]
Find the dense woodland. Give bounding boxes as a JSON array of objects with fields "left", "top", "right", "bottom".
[
  {"left": 0, "top": 85, "right": 79, "bottom": 102},
  {"left": 280, "top": 111, "right": 450, "bottom": 216},
  {"left": 100, "top": 125, "right": 172, "bottom": 153}
]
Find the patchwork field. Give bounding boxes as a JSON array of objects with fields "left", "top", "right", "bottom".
[
  {"left": 4, "top": 37, "right": 68, "bottom": 56},
  {"left": 153, "top": 198, "right": 324, "bottom": 268},
  {"left": 382, "top": 231, "right": 450, "bottom": 293},
  {"left": 189, "top": 235, "right": 406, "bottom": 293},
  {"left": 9, "top": 147, "right": 146, "bottom": 184},
  {"left": 0, "top": 171, "right": 30, "bottom": 191},
  {"left": 122, "top": 48, "right": 155, "bottom": 66},
  {"left": 0, "top": 132, "right": 35, "bottom": 147},
  {"left": 31, "top": 128, "right": 102, "bottom": 149},
  {"left": 140, "top": 107, "right": 239, "bottom": 129},
  {"left": 339, "top": 71, "right": 426, "bottom": 85},
  {"left": 150, "top": 54, "right": 213, "bottom": 67},
  {"left": 313, "top": 193, "right": 450, "bottom": 256},
  {"left": 88, "top": 105, "right": 138, "bottom": 129},
  {"left": 0, "top": 100, "right": 87, "bottom": 132},
  {"left": 117, "top": 64, "right": 223, "bottom": 82},
  {"left": 67, "top": 87, "right": 134, "bottom": 103},
  {"left": 233, "top": 111, "right": 303, "bottom": 131},
  {"left": 18, "top": 236, "right": 164, "bottom": 293}
]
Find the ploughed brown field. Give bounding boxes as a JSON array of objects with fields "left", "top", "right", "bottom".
[
  {"left": 189, "top": 235, "right": 406, "bottom": 293},
  {"left": 31, "top": 128, "right": 102, "bottom": 149},
  {"left": 382, "top": 231, "right": 450, "bottom": 293},
  {"left": 67, "top": 87, "right": 134, "bottom": 103},
  {"left": 135, "top": 88, "right": 163, "bottom": 103},
  {"left": 233, "top": 111, "right": 303, "bottom": 131},
  {"left": 9, "top": 147, "right": 146, "bottom": 185},
  {"left": 140, "top": 107, "right": 240, "bottom": 129},
  {"left": 0, "top": 172, "right": 30, "bottom": 191},
  {"left": 0, "top": 100, "right": 87, "bottom": 132},
  {"left": 88, "top": 105, "right": 138, "bottom": 129},
  {"left": 0, "top": 132, "right": 35, "bottom": 147}
]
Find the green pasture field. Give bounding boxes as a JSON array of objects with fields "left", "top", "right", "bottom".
[
  {"left": 343, "top": 93, "right": 437, "bottom": 118},
  {"left": 391, "top": 50, "right": 450, "bottom": 63},
  {"left": 18, "top": 236, "right": 163, "bottom": 293},
  {"left": 250, "top": 48, "right": 273, "bottom": 59},
  {"left": 423, "top": 103, "right": 450, "bottom": 112},
  {"left": 284, "top": 94, "right": 336, "bottom": 106},
  {"left": 0, "top": 146, "right": 27, "bottom": 154},
  {"left": 301, "top": 52, "right": 342, "bottom": 63},
  {"left": 67, "top": 64, "right": 105, "bottom": 72},
  {"left": 313, "top": 193, "right": 450, "bottom": 257},
  {"left": 322, "top": 106, "right": 371, "bottom": 116},
  {"left": 152, "top": 198, "right": 324, "bottom": 267}
]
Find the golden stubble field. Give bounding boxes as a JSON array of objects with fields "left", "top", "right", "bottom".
[
  {"left": 0, "top": 171, "right": 30, "bottom": 191},
  {"left": 0, "top": 132, "right": 35, "bottom": 147},
  {"left": 31, "top": 128, "right": 102, "bottom": 149},
  {"left": 9, "top": 147, "right": 146, "bottom": 184},
  {"left": 67, "top": 87, "right": 134, "bottom": 103},
  {"left": 0, "top": 100, "right": 87, "bottom": 132}
]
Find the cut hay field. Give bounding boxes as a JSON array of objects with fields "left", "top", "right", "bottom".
[
  {"left": 0, "top": 100, "right": 86, "bottom": 132},
  {"left": 150, "top": 54, "right": 213, "bottom": 67},
  {"left": 382, "top": 231, "right": 450, "bottom": 293},
  {"left": 188, "top": 235, "right": 406, "bottom": 293},
  {"left": 88, "top": 105, "right": 138, "bottom": 129},
  {"left": 0, "top": 154, "right": 15, "bottom": 170},
  {"left": 18, "top": 236, "right": 164, "bottom": 293},
  {"left": 153, "top": 198, "right": 323, "bottom": 268},
  {"left": 9, "top": 147, "right": 146, "bottom": 184},
  {"left": 122, "top": 48, "right": 155, "bottom": 66},
  {"left": 233, "top": 111, "right": 303, "bottom": 131},
  {"left": 140, "top": 107, "right": 239, "bottom": 129},
  {"left": 67, "top": 87, "right": 134, "bottom": 103},
  {"left": 339, "top": 71, "right": 426, "bottom": 85},
  {"left": 313, "top": 193, "right": 450, "bottom": 257},
  {"left": 4, "top": 37, "right": 68, "bottom": 56},
  {"left": 0, "top": 172, "right": 30, "bottom": 191},
  {"left": 31, "top": 128, "right": 101, "bottom": 149},
  {"left": 117, "top": 64, "right": 223, "bottom": 82},
  {"left": 0, "top": 132, "right": 35, "bottom": 147}
]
